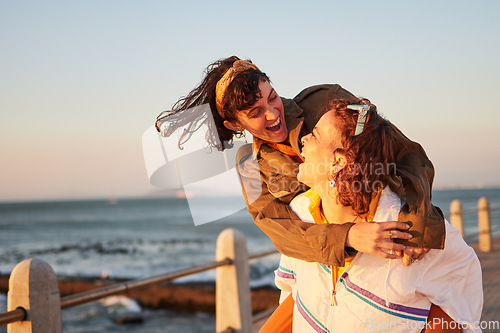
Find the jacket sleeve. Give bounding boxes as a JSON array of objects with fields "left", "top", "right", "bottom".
[{"left": 236, "top": 145, "right": 355, "bottom": 267}]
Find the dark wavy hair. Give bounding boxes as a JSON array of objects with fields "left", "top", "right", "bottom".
[
  {"left": 328, "top": 99, "right": 398, "bottom": 215},
  {"left": 155, "top": 56, "right": 269, "bottom": 151}
]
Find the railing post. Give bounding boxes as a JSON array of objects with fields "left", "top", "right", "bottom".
[
  {"left": 215, "top": 228, "right": 251, "bottom": 333},
  {"left": 478, "top": 197, "right": 492, "bottom": 252},
  {"left": 450, "top": 199, "right": 464, "bottom": 237},
  {"left": 7, "top": 258, "right": 62, "bottom": 333}
]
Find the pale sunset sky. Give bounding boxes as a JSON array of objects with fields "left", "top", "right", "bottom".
[{"left": 1, "top": 0, "right": 499, "bottom": 202}]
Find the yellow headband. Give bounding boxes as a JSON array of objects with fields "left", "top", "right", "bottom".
[{"left": 215, "top": 60, "right": 260, "bottom": 114}]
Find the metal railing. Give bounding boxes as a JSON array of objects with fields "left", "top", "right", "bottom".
[
  {"left": 1, "top": 228, "right": 278, "bottom": 333},
  {"left": 60, "top": 258, "right": 232, "bottom": 309}
]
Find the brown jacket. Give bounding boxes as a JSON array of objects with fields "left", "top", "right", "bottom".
[{"left": 236, "top": 84, "right": 445, "bottom": 266}]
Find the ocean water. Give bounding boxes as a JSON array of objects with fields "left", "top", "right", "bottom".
[
  {"left": 0, "top": 196, "right": 278, "bottom": 333},
  {"left": 1, "top": 188, "right": 499, "bottom": 332},
  {"left": 0, "top": 197, "right": 278, "bottom": 282}
]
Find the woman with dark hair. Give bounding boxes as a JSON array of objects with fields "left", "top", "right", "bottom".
[
  {"left": 156, "top": 56, "right": 445, "bottom": 268},
  {"left": 156, "top": 57, "right": 277, "bottom": 150},
  {"left": 272, "top": 99, "right": 482, "bottom": 332}
]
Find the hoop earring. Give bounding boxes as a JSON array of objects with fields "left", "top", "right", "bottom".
[
  {"left": 328, "top": 169, "right": 337, "bottom": 188},
  {"left": 242, "top": 131, "right": 248, "bottom": 144}
]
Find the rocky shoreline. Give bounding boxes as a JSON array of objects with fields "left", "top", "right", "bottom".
[{"left": 0, "top": 274, "right": 279, "bottom": 314}]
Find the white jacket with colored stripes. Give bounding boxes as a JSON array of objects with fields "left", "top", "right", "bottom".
[{"left": 275, "top": 187, "right": 483, "bottom": 333}]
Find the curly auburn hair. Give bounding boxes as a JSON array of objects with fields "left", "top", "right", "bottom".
[
  {"left": 156, "top": 56, "right": 269, "bottom": 150},
  {"left": 328, "top": 99, "right": 399, "bottom": 216}
]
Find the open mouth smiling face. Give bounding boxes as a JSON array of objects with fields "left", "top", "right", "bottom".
[
  {"left": 225, "top": 80, "right": 288, "bottom": 143},
  {"left": 298, "top": 111, "right": 342, "bottom": 188}
]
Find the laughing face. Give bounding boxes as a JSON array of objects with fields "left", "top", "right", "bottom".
[
  {"left": 297, "top": 111, "right": 343, "bottom": 189},
  {"left": 225, "top": 80, "right": 288, "bottom": 143}
]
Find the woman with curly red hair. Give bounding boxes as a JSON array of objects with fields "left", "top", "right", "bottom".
[{"left": 270, "top": 99, "right": 482, "bottom": 332}]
